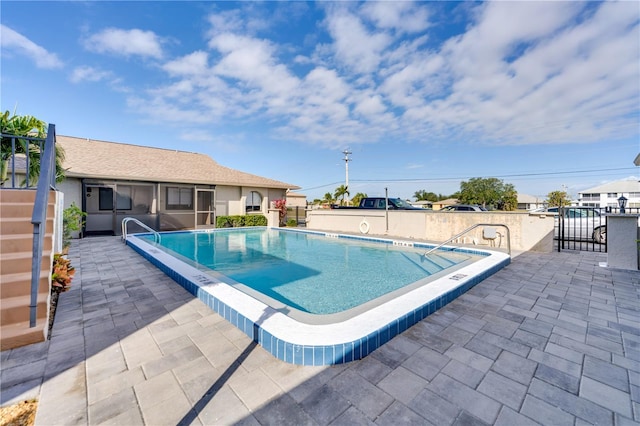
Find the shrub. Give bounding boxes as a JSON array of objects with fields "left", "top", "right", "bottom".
[
  {"left": 215, "top": 215, "right": 267, "bottom": 228},
  {"left": 62, "top": 203, "right": 86, "bottom": 251},
  {"left": 273, "top": 199, "right": 287, "bottom": 226},
  {"left": 286, "top": 218, "right": 297, "bottom": 227},
  {"left": 216, "top": 216, "right": 234, "bottom": 228},
  {"left": 51, "top": 253, "right": 74, "bottom": 292},
  {"left": 245, "top": 215, "right": 267, "bottom": 226}
]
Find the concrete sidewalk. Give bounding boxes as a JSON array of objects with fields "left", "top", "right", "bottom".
[{"left": 1, "top": 236, "right": 638, "bottom": 425}]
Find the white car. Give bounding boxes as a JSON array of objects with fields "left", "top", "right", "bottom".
[{"left": 547, "top": 207, "right": 606, "bottom": 244}]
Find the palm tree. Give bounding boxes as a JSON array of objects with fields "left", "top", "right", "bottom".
[
  {"left": 322, "top": 192, "right": 335, "bottom": 204},
  {"left": 1, "top": 110, "right": 65, "bottom": 186},
  {"left": 351, "top": 192, "right": 368, "bottom": 206},
  {"left": 334, "top": 185, "right": 350, "bottom": 206}
]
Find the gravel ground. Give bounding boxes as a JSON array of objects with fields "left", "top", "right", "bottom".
[{"left": 0, "top": 400, "right": 37, "bottom": 426}]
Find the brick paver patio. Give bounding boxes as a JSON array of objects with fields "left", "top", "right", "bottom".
[{"left": 1, "top": 236, "right": 638, "bottom": 425}]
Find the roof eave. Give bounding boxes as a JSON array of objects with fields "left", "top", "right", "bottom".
[{"left": 64, "top": 172, "right": 299, "bottom": 189}]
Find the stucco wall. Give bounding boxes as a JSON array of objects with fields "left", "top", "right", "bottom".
[
  {"left": 305, "top": 210, "right": 555, "bottom": 253},
  {"left": 217, "top": 186, "right": 239, "bottom": 216},
  {"left": 56, "top": 178, "right": 82, "bottom": 210}
]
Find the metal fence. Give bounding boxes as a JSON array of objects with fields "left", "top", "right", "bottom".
[
  {"left": 556, "top": 206, "right": 639, "bottom": 252},
  {"left": 286, "top": 207, "right": 308, "bottom": 227}
]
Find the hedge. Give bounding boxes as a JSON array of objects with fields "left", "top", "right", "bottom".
[{"left": 216, "top": 215, "right": 267, "bottom": 228}]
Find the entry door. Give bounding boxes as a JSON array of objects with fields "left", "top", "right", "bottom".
[
  {"left": 196, "top": 189, "right": 216, "bottom": 228},
  {"left": 84, "top": 184, "right": 117, "bottom": 235}
]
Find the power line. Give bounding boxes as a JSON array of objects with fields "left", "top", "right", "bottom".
[
  {"left": 298, "top": 166, "right": 637, "bottom": 193},
  {"left": 352, "top": 167, "right": 637, "bottom": 183}
]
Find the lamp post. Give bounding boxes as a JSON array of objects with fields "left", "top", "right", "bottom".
[
  {"left": 618, "top": 195, "right": 628, "bottom": 214},
  {"left": 342, "top": 149, "right": 352, "bottom": 205}
]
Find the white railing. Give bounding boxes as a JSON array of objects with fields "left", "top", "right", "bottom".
[
  {"left": 121, "top": 217, "right": 160, "bottom": 243},
  {"left": 424, "top": 223, "right": 511, "bottom": 256}
]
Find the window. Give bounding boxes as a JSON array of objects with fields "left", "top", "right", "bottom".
[
  {"left": 362, "top": 199, "right": 375, "bottom": 208},
  {"left": 607, "top": 193, "right": 618, "bottom": 198},
  {"left": 581, "top": 193, "right": 599, "bottom": 201},
  {"left": 166, "top": 187, "right": 193, "bottom": 210},
  {"left": 246, "top": 191, "right": 262, "bottom": 212},
  {"left": 116, "top": 185, "right": 132, "bottom": 210},
  {"left": 99, "top": 187, "right": 113, "bottom": 211}
]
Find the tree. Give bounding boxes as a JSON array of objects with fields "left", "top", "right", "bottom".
[
  {"left": 547, "top": 190, "right": 571, "bottom": 207},
  {"left": 498, "top": 183, "right": 518, "bottom": 211},
  {"left": 350, "top": 192, "right": 367, "bottom": 206},
  {"left": 413, "top": 190, "right": 440, "bottom": 202},
  {"left": 1, "top": 110, "right": 66, "bottom": 186},
  {"left": 322, "top": 192, "right": 335, "bottom": 204},
  {"left": 334, "top": 185, "right": 350, "bottom": 206},
  {"left": 458, "top": 177, "right": 517, "bottom": 210}
]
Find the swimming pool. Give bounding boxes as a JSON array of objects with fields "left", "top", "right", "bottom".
[{"left": 126, "top": 227, "right": 510, "bottom": 365}]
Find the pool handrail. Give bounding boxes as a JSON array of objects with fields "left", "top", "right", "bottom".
[
  {"left": 424, "top": 223, "right": 511, "bottom": 256},
  {"left": 121, "top": 217, "right": 161, "bottom": 243}
]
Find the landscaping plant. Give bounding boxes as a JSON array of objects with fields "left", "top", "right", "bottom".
[
  {"left": 51, "top": 253, "right": 75, "bottom": 292},
  {"left": 62, "top": 202, "right": 86, "bottom": 252},
  {"left": 273, "top": 199, "right": 287, "bottom": 226}
]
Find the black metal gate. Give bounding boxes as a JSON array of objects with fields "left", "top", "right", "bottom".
[
  {"left": 286, "top": 206, "right": 308, "bottom": 227},
  {"left": 555, "top": 206, "right": 638, "bottom": 252}
]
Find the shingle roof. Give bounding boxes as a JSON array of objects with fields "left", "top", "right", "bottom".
[
  {"left": 57, "top": 135, "right": 299, "bottom": 189},
  {"left": 578, "top": 179, "right": 640, "bottom": 194},
  {"left": 286, "top": 191, "right": 306, "bottom": 198},
  {"left": 517, "top": 193, "right": 545, "bottom": 203}
]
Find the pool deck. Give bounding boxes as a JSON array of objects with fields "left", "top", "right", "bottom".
[{"left": 1, "top": 236, "right": 638, "bottom": 425}]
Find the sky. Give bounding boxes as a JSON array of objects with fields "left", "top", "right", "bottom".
[{"left": 2, "top": 1, "right": 639, "bottom": 202}]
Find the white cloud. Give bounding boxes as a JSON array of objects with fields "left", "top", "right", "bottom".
[
  {"left": 126, "top": 2, "right": 638, "bottom": 149},
  {"left": 324, "top": 9, "right": 392, "bottom": 74},
  {"left": 163, "top": 51, "right": 209, "bottom": 76},
  {"left": 70, "top": 66, "right": 113, "bottom": 83},
  {"left": 83, "top": 28, "right": 163, "bottom": 59},
  {"left": 403, "top": 1, "right": 640, "bottom": 145},
  {"left": 178, "top": 129, "right": 214, "bottom": 143},
  {"left": 0, "top": 25, "right": 63, "bottom": 69},
  {"left": 361, "top": 1, "right": 431, "bottom": 34},
  {"left": 406, "top": 163, "right": 424, "bottom": 170}
]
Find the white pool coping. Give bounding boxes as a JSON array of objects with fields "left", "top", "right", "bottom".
[{"left": 127, "top": 230, "right": 510, "bottom": 347}]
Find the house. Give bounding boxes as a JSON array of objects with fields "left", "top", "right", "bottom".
[
  {"left": 56, "top": 136, "right": 300, "bottom": 236},
  {"left": 577, "top": 178, "right": 640, "bottom": 208},
  {"left": 516, "top": 193, "right": 546, "bottom": 211},
  {"left": 431, "top": 198, "right": 458, "bottom": 211},
  {"left": 410, "top": 200, "right": 433, "bottom": 209},
  {"left": 285, "top": 191, "right": 307, "bottom": 208}
]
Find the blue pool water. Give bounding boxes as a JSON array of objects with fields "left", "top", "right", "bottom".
[{"left": 141, "top": 228, "right": 477, "bottom": 315}]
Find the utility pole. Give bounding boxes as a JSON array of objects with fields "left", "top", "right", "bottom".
[{"left": 342, "top": 149, "right": 352, "bottom": 191}]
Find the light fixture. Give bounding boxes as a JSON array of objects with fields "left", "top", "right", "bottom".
[{"left": 618, "top": 195, "right": 628, "bottom": 214}]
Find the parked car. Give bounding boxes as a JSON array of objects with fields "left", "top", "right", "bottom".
[
  {"left": 547, "top": 207, "right": 606, "bottom": 244},
  {"left": 332, "top": 197, "right": 423, "bottom": 210},
  {"left": 440, "top": 204, "right": 488, "bottom": 212}
]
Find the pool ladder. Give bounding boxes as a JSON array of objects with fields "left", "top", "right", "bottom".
[
  {"left": 121, "top": 217, "right": 161, "bottom": 243},
  {"left": 424, "top": 223, "right": 511, "bottom": 256}
]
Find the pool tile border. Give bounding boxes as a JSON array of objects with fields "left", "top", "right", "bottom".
[{"left": 126, "top": 228, "right": 510, "bottom": 365}]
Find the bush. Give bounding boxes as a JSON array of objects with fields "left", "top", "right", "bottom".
[
  {"left": 245, "top": 215, "right": 267, "bottom": 226},
  {"left": 62, "top": 202, "right": 86, "bottom": 251},
  {"left": 286, "top": 219, "right": 297, "bottom": 227},
  {"left": 216, "top": 215, "right": 267, "bottom": 228},
  {"left": 51, "top": 253, "right": 74, "bottom": 292}
]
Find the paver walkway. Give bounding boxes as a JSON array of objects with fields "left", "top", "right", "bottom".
[{"left": 1, "top": 236, "right": 638, "bottom": 425}]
